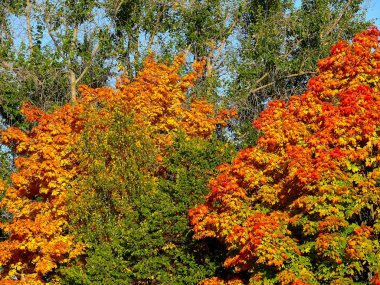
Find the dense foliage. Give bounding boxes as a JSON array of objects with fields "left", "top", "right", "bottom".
[
  {"left": 61, "top": 56, "right": 235, "bottom": 284},
  {"left": 0, "top": 101, "right": 87, "bottom": 284},
  {"left": 0, "top": 2, "right": 379, "bottom": 284},
  {"left": 0, "top": 55, "right": 234, "bottom": 284},
  {"left": 232, "top": 0, "right": 369, "bottom": 145},
  {"left": 190, "top": 27, "right": 380, "bottom": 284},
  {"left": 61, "top": 128, "right": 234, "bottom": 284}
]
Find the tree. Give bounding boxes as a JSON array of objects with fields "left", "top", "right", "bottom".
[
  {"left": 0, "top": 101, "right": 86, "bottom": 284},
  {"left": 60, "top": 55, "right": 236, "bottom": 284},
  {"left": 0, "top": 54, "right": 235, "bottom": 284},
  {"left": 0, "top": 0, "right": 370, "bottom": 133},
  {"left": 61, "top": 128, "right": 235, "bottom": 285},
  {"left": 0, "top": 0, "right": 242, "bottom": 208},
  {"left": 0, "top": 0, "right": 116, "bottom": 127},
  {"left": 230, "top": 0, "right": 369, "bottom": 146},
  {"left": 108, "top": 0, "right": 241, "bottom": 101},
  {"left": 190, "top": 27, "right": 380, "bottom": 284}
]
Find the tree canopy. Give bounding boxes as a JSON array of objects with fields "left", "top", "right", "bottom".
[
  {"left": 0, "top": 54, "right": 234, "bottom": 284},
  {"left": 0, "top": 1, "right": 378, "bottom": 284},
  {"left": 190, "top": 27, "right": 380, "bottom": 284}
]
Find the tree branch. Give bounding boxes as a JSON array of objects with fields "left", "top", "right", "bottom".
[
  {"left": 206, "top": 12, "right": 238, "bottom": 77},
  {"left": 75, "top": 22, "right": 113, "bottom": 85},
  {"left": 75, "top": 43, "right": 100, "bottom": 84},
  {"left": 1, "top": 60, "right": 42, "bottom": 86},
  {"left": 67, "top": 26, "right": 79, "bottom": 101},
  {"left": 26, "top": 0, "right": 34, "bottom": 55},
  {"left": 322, "top": 0, "right": 352, "bottom": 40},
  {"left": 249, "top": 71, "right": 316, "bottom": 94}
]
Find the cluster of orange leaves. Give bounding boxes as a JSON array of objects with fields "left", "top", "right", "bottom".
[
  {"left": 0, "top": 54, "right": 235, "bottom": 284},
  {"left": 190, "top": 27, "right": 380, "bottom": 284},
  {"left": 79, "top": 54, "right": 234, "bottom": 147}
]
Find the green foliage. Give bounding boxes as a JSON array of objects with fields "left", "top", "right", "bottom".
[
  {"left": 60, "top": 110, "right": 235, "bottom": 284},
  {"left": 0, "top": 149, "right": 11, "bottom": 182}
]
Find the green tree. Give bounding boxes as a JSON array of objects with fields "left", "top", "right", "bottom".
[
  {"left": 53, "top": 53, "right": 236, "bottom": 284},
  {"left": 0, "top": 0, "right": 117, "bottom": 127},
  {"left": 60, "top": 113, "right": 235, "bottom": 284}
]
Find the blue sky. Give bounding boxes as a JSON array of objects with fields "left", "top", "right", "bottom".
[{"left": 367, "top": 0, "right": 380, "bottom": 26}]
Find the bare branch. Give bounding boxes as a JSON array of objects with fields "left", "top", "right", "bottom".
[
  {"left": 47, "top": 27, "right": 60, "bottom": 51},
  {"left": 67, "top": 26, "right": 79, "bottom": 101},
  {"left": 147, "top": 2, "right": 168, "bottom": 52},
  {"left": 255, "top": 72, "right": 269, "bottom": 86},
  {"left": 249, "top": 71, "right": 316, "bottom": 95},
  {"left": 43, "top": 5, "right": 62, "bottom": 54},
  {"left": 68, "top": 69, "right": 77, "bottom": 102},
  {"left": 1, "top": 60, "right": 42, "bottom": 87},
  {"left": 70, "top": 26, "right": 79, "bottom": 57},
  {"left": 75, "top": 22, "right": 113, "bottom": 85},
  {"left": 75, "top": 44, "right": 100, "bottom": 84},
  {"left": 184, "top": 44, "right": 192, "bottom": 59},
  {"left": 206, "top": 12, "right": 239, "bottom": 77}
]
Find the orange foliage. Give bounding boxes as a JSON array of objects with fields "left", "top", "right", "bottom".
[
  {"left": 0, "top": 103, "right": 86, "bottom": 284},
  {"left": 200, "top": 277, "right": 245, "bottom": 285},
  {"left": 0, "top": 54, "right": 234, "bottom": 283},
  {"left": 190, "top": 27, "right": 380, "bottom": 283},
  {"left": 79, "top": 54, "right": 235, "bottom": 146}
]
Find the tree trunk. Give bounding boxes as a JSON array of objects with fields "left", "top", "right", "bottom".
[
  {"left": 26, "top": 0, "right": 33, "bottom": 55},
  {"left": 68, "top": 70, "right": 77, "bottom": 102}
]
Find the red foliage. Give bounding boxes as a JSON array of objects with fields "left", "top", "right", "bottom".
[{"left": 190, "top": 27, "right": 380, "bottom": 283}]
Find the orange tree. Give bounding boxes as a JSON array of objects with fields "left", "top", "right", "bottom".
[
  {"left": 0, "top": 54, "right": 235, "bottom": 284},
  {"left": 190, "top": 27, "right": 380, "bottom": 284},
  {"left": 0, "top": 102, "right": 87, "bottom": 284}
]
